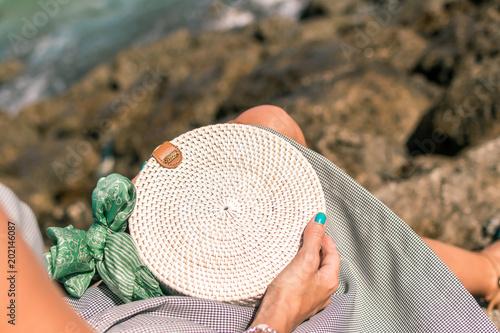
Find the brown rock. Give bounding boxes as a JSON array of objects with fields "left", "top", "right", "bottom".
[
  {"left": 0, "top": 111, "right": 39, "bottom": 165},
  {"left": 300, "top": 0, "right": 357, "bottom": 19},
  {"left": 374, "top": 135, "right": 500, "bottom": 249},
  {"left": 408, "top": 56, "right": 500, "bottom": 156},
  {"left": 273, "top": 64, "right": 433, "bottom": 191},
  {"left": 484, "top": 308, "right": 500, "bottom": 331},
  {"left": 407, "top": 1, "right": 500, "bottom": 156},
  {"left": 315, "top": 124, "right": 407, "bottom": 190},
  {"left": 0, "top": 59, "right": 24, "bottom": 83},
  {"left": 217, "top": 39, "right": 354, "bottom": 117}
]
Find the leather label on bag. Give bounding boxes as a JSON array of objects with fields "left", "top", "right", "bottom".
[{"left": 152, "top": 141, "right": 182, "bottom": 168}]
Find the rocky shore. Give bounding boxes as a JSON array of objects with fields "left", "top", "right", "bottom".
[
  {"left": 2, "top": 0, "right": 500, "bottom": 324},
  {"left": 1, "top": 0, "right": 500, "bottom": 262}
]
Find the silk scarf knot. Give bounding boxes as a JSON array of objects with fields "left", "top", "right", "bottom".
[{"left": 44, "top": 173, "right": 165, "bottom": 302}]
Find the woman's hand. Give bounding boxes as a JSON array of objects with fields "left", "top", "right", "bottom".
[{"left": 249, "top": 213, "right": 341, "bottom": 333}]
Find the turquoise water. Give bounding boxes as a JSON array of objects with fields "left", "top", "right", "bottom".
[
  {"left": 0, "top": 0, "right": 306, "bottom": 113},
  {"left": 0, "top": 0, "right": 212, "bottom": 111}
]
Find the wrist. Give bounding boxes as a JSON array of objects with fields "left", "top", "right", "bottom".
[
  {"left": 244, "top": 324, "right": 280, "bottom": 333},
  {"left": 251, "top": 295, "right": 296, "bottom": 333},
  {"left": 250, "top": 315, "right": 289, "bottom": 333}
]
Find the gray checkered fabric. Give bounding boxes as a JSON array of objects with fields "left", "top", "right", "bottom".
[
  {"left": 0, "top": 183, "right": 46, "bottom": 267},
  {"left": 1, "top": 126, "right": 498, "bottom": 332}
]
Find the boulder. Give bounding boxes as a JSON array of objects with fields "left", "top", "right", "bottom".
[
  {"left": 407, "top": 0, "right": 500, "bottom": 156},
  {"left": 0, "top": 59, "right": 24, "bottom": 84},
  {"left": 272, "top": 64, "right": 434, "bottom": 191},
  {"left": 375, "top": 134, "right": 500, "bottom": 250},
  {"left": 408, "top": 56, "right": 500, "bottom": 156}
]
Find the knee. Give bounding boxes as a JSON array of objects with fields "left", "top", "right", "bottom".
[{"left": 231, "top": 105, "right": 306, "bottom": 146}]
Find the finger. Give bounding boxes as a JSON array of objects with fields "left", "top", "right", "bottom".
[
  {"left": 318, "top": 235, "right": 341, "bottom": 283},
  {"left": 319, "top": 235, "right": 340, "bottom": 271},
  {"left": 301, "top": 213, "right": 327, "bottom": 254}
]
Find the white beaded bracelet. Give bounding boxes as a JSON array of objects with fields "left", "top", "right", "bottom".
[{"left": 243, "top": 324, "right": 279, "bottom": 333}]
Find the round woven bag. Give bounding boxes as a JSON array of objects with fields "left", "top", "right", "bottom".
[{"left": 128, "top": 123, "right": 326, "bottom": 306}]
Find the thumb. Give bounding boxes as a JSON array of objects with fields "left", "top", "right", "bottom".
[{"left": 301, "top": 212, "right": 327, "bottom": 253}]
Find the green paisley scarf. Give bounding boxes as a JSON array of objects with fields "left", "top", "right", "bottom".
[{"left": 45, "top": 174, "right": 165, "bottom": 303}]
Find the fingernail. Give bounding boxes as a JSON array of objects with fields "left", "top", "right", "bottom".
[
  {"left": 141, "top": 161, "right": 147, "bottom": 170},
  {"left": 315, "top": 212, "right": 326, "bottom": 225}
]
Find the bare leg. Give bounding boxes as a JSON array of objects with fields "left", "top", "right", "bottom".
[
  {"left": 228, "top": 105, "right": 307, "bottom": 147},
  {"left": 423, "top": 237, "right": 498, "bottom": 303}
]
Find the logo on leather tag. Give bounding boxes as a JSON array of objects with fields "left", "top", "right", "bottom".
[
  {"left": 164, "top": 151, "right": 179, "bottom": 164},
  {"left": 152, "top": 142, "right": 182, "bottom": 168}
]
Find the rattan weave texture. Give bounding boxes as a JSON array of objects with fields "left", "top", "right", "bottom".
[{"left": 129, "top": 124, "right": 326, "bottom": 306}]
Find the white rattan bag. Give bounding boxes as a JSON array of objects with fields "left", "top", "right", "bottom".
[{"left": 128, "top": 123, "right": 326, "bottom": 306}]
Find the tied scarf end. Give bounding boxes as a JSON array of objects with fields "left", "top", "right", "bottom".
[{"left": 132, "top": 267, "right": 165, "bottom": 302}]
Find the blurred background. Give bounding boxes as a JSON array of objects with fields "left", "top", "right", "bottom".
[{"left": 0, "top": 0, "right": 499, "bottom": 253}]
